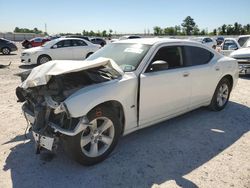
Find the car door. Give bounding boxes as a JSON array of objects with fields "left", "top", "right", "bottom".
[
  {"left": 183, "top": 45, "right": 221, "bottom": 108},
  {"left": 50, "top": 40, "right": 73, "bottom": 60},
  {"left": 221, "top": 39, "right": 239, "bottom": 56},
  {"left": 71, "top": 39, "right": 90, "bottom": 60},
  {"left": 139, "top": 45, "right": 191, "bottom": 126}
]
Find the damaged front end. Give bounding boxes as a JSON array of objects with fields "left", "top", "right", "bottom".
[{"left": 16, "top": 58, "right": 123, "bottom": 153}]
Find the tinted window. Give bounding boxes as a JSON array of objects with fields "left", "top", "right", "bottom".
[
  {"left": 205, "top": 38, "right": 212, "bottom": 43},
  {"left": 148, "top": 46, "right": 183, "bottom": 71},
  {"left": 55, "top": 40, "right": 72, "bottom": 48},
  {"left": 238, "top": 37, "right": 250, "bottom": 47},
  {"left": 34, "top": 38, "right": 43, "bottom": 42},
  {"left": 72, "top": 40, "right": 87, "bottom": 46},
  {"left": 184, "top": 46, "right": 214, "bottom": 66}
]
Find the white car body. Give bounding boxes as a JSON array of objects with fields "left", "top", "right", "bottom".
[
  {"left": 190, "top": 37, "right": 217, "bottom": 49},
  {"left": 21, "top": 38, "right": 100, "bottom": 65},
  {"left": 220, "top": 38, "right": 241, "bottom": 56},
  {"left": 17, "top": 38, "right": 239, "bottom": 164}
]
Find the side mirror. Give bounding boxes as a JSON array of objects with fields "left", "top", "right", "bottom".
[
  {"left": 52, "top": 45, "right": 58, "bottom": 49},
  {"left": 149, "top": 60, "right": 169, "bottom": 72}
]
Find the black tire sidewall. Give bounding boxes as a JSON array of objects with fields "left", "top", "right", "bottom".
[
  {"left": 63, "top": 106, "right": 122, "bottom": 165},
  {"left": 37, "top": 55, "right": 51, "bottom": 65},
  {"left": 2, "top": 47, "right": 10, "bottom": 55},
  {"left": 210, "top": 78, "right": 231, "bottom": 111}
]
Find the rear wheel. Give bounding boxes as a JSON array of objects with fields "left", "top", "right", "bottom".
[
  {"left": 1, "top": 47, "right": 10, "bottom": 55},
  {"left": 27, "top": 44, "right": 32, "bottom": 48},
  {"left": 85, "top": 52, "right": 93, "bottom": 59},
  {"left": 63, "top": 106, "right": 122, "bottom": 165},
  {"left": 209, "top": 78, "right": 231, "bottom": 111},
  {"left": 37, "top": 55, "right": 51, "bottom": 65}
]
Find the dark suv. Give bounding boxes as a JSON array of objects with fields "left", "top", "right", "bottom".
[{"left": 0, "top": 38, "right": 18, "bottom": 55}]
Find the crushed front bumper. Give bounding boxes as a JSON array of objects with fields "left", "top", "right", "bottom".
[{"left": 22, "top": 102, "right": 89, "bottom": 151}]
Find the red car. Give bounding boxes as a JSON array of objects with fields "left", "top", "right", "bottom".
[{"left": 21, "top": 37, "right": 50, "bottom": 48}]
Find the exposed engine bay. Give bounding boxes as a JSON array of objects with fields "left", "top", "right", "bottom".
[{"left": 16, "top": 59, "right": 121, "bottom": 152}]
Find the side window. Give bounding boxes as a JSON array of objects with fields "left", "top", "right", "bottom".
[
  {"left": 63, "top": 40, "right": 71, "bottom": 47},
  {"left": 206, "top": 38, "right": 212, "bottom": 43},
  {"left": 55, "top": 41, "right": 64, "bottom": 48},
  {"left": 184, "top": 46, "right": 214, "bottom": 66},
  {"left": 34, "top": 38, "right": 42, "bottom": 42},
  {"left": 77, "top": 40, "right": 87, "bottom": 46},
  {"left": 147, "top": 46, "right": 183, "bottom": 72},
  {"left": 238, "top": 37, "right": 250, "bottom": 47}
]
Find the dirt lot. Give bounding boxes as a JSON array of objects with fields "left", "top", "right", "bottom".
[{"left": 0, "top": 43, "right": 249, "bottom": 188}]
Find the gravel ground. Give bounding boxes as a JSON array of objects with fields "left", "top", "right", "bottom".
[{"left": 0, "top": 44, "right": 249, "bottom": 188}]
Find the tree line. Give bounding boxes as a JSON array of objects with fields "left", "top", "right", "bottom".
[
  {"left": 153, "top": 16, "right": 250, "bottom": 36},
  {"left": 14, "top": 27, "right": 45, "bottom": 34}
]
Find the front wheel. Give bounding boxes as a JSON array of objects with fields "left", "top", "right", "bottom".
[
  {"left": 209, "top": 78, "right": 231, "bottom": 111},
  {"left": 37, "top": 55, "right": 51, "bottom": 65},
  {"left": 1, "top": 47, "right": 10, "bottom": 55},
  {"left": 63, "top": 106, "right": 122, "bottom": 165}
]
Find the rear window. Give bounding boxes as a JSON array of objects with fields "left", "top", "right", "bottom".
[{"left": 184, "top": 46, "right": 214, "bottom": 66}]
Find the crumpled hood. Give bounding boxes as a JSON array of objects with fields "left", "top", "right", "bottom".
[
  {"left": 20, "top": 57, "right": 124, "bottom": 89},
  {"left": 230, "top": 48, "right": 250, "bottom": 58}
]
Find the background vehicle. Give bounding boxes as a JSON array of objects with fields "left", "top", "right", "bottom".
[
  {"left": 65, "top": 35, "right": 90, "bottom": 41},
  {"left": 220, "top": 38, "right": 241, "bottom": 56},
  {"left": 0, "top": 38, "right": 18, "bottom": 55},
  {"left": 216, "top": 36, "right": 224, "bottom": 45},
  {"left": 21, "top": 38, "right": 100, "bottom": 65},
  {"left": 90, "top": 37, "right": 106, "bottom": 47},
  {"left": 229, "top": 39, "right": 250, "bottom": 74},
  {"left": 111, "top": 35, "right": 142, "bottom": 42},
  {"left": 191, "top": 37, "right": 217, "bottom": 49},
  {"left": 22, "top": 37, "right": 50, "bottom": 48},
  {"left": 17, "top": 38, "right": 238, "bottom": 165}
]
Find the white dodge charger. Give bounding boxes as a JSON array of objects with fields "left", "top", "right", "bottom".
[
  {"left": 16, "top": 38, "right": 238, "bottom": 165},
  {"left": 21, "top": 38, "right": 100, "bottom": 65}
]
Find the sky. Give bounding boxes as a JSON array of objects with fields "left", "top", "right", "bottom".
[{"left": 0, "top": 0, "right": 249, "bottom": 34}]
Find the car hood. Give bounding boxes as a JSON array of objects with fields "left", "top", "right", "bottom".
[
  {"left": 23, "top": 46, "right": 44, "bottom": 53},
  {"left": 230, "top": 48, "right": 250, "bottom": 58},
  {"left": 20, "top": 57, "right": 124, "bottom": 89}
]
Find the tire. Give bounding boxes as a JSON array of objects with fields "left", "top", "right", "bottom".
[
  {"left": 85, "top": 52, "right": 93, "bottom": 59},
  {"left": 28, "top": 44, "right": 32, "bottom": 48},
  {"left": 1, "top": 47, "right": 10, "bottom": 55},
  {"left": 63, "top": 106, "right": 122, "bottom": 165},
  {"left": 209, "top": 78, "right": 231, "bottom": 111},
  {"left": 37, "top": 55, "right": 51, "bottom": 65}
]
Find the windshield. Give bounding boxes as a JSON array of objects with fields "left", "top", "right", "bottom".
[
  {"left": 41, "top": 39, "right": 58, "bottom": 47},
  {"left": 87, "top": 43, "right": 151, "bottom": 72},
  {"left": 242, "top": 39, "right": 250, "bottom": 48}
]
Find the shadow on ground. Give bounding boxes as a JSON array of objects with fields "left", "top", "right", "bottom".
[
  {"left": 3, "top": 101, "right": 250, "bottom": 188},
  {"left": 18, "top": 64, "right": 37, "bottom": 69}
]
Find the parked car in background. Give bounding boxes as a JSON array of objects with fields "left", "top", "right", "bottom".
[
  {"left": 22, "top": 37, "right": 50, "bottom": 49},
  {"left": 237, "top": 35, "right": 250, "bottom": 47},
  {"left": 0, "top": 38, "right": 18, "bottom": 55},
  {"left": 21, "top": 38, "right": 100, "bottom": 65},
  {"left": 16, "top": 38, "right": 238, "bottom": 165},
  {"left": 215, "top": 36, "right": 224, "bottom": 45},
  {"left": 65, "top": 35, "right": 90, "bottom": 41},
  {"left": 220, "top": 38, "right": 241, "bottom": 56},
  {"left": 190, "top": 37, "right": 217, "bottom": 49},
  {"left": 229, "top": 39, "right": 250, "bottom": 74},
  {"left": 111, "top": 35, "right": 141, "bottom": 43},
  {"left": 90, "top": 37, "right": 106, "bottom": 46}
]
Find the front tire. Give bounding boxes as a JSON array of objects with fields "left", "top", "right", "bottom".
[
  {"left": 1, "top": 47, "right": 10, "bottom": 55},
  {"left": 37, "top": 55, "right": 51, "bottom": 65},
  {"left": 63, "top": 106, "right": 122, "bottom": 165},
  {"left": 209, "top": 78, "right": 231, "bottom": 111}
]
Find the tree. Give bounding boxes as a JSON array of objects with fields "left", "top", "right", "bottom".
[
  {"left": 102, "top": 30, "right": 107, "bottom": 37},
  {"left": 108, "top": 29, "right": 113, "bottom": 37},
  {"left": 213, "top": 29, "right": 217, "bottom": 35},
  {"left": 193, "top": 26, "right": 200, "bottom": 35},
  {"left": 153, "top": 26, "right": 162, "bottom": 35},
  {"left": 181, "top": 16, "right": 196, "bottom": 35}
]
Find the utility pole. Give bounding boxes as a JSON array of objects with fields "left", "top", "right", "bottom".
[{"left": 45, "top": 23, "right": 47, "bottom": 35}]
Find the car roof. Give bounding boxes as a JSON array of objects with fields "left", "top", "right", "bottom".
[{"left": 114, "top": 38, "right": 200, "bottom": 45}]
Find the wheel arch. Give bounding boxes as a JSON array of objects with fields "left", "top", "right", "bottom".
[
  {"left": 37, "top": 54, "right": 52, "bottom": 64},
  {"left": 87, "top": 100, "right": 126, "bottom": 135},
  {"left": 220, "top": 74, "right": 234, "bottom": 91}
]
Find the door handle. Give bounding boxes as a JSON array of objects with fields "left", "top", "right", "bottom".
[
  {"left": 183, "top": 72, "right": 190, "bottom": 77},
  {"left": 215, "top": 67, "right": 220, "bottom": 71}
]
